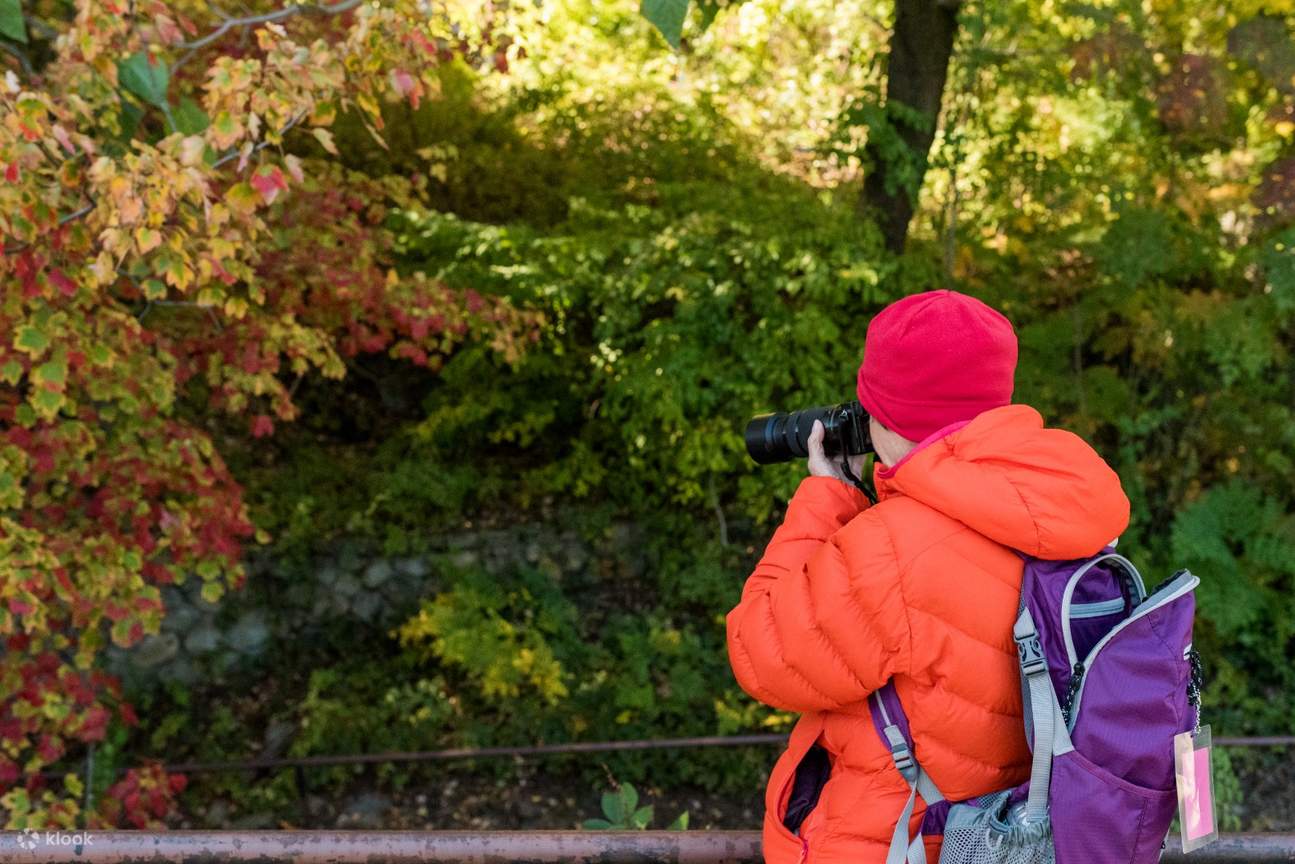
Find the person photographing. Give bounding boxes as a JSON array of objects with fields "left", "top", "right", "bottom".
[{"left": 728, "top": 290, "right": 1130, "bottom": 864}]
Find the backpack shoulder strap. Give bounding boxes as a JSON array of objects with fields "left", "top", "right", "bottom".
[
  {"left": 869, "top": 682, "right": 944, "bottom": 864},
  {"left": 1013, "top": 605, "right": 1074, "bottom": 825}
]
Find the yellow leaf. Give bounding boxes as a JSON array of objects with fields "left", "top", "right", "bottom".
[
  {"left": 179, "top": 135, "right": 206, "bottom": 166},
  {"left": 224, "top": 181, "right": 259, "bottom": 217},
  {"left": 118, "top": 195, "right": 143, "bottom": 226},
  {"left": 312, "top": 127, "right": 338, "bottom": 155},
  {"left": 284, "top": 153, "right": 304, "bottom": 183},
  {"left": 135, "top": 226, "right": 162, "bottom": 253},
  {"left": 90, "top": 251, "right": 115, "bottom": 286},
  {"left": 63, "top": 773, "right": 83, "bottom": 798},
  {"left": 356, "top": 91, "right": 381, "bottom": 119},
  {"left": 224, "top": 296, "right": 249, "bottom": 319}
]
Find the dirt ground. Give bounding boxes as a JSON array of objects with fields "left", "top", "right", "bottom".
[{"left": 194, "top": 748, "right": 1293, "bottom": 833}]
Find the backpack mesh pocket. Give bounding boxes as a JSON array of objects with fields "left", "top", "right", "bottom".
[{"left": 938, "top": 792, "right": 1055, "bottom": 864}]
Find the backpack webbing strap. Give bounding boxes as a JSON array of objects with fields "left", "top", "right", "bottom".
[
  {"left": 1013, "top": 607, "right": 1074, "bottom": 825},
  {"left": 879, "top": 721, "right": 943, "bottom": 864}
]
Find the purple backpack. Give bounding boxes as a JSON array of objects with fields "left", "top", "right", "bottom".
[{"left": 869, "top": 550, "right": 1201, "bottom": 864}]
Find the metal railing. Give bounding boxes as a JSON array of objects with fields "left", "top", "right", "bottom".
[
  {"left": 158, "top": 733, "right": 1293, "bottom": 776},
  {"left": 2, "top": 831, "right": 1294, "bottom": 863}
]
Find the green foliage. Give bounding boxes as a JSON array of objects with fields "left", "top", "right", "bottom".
[
  {"left": 399, "top": 172, "right": 893, "bottom": 524},
  {"left": 639, "top": 0, "right": 729, "bottom": 48},
  {"left": 640, "top": 0, "right": 690, "bottom": 48},
  {"left": 396, "top": 570, "right": 572, "bottom": 706},
  {"left": 582, "top": 782, "right": 688, "bottom": 830},
  {"left": 97, "top": 0, "right": 1295, "bottom": 829},
  {"left": 292, "top": 667, "right": 456, "bottom": 765},
  {"left": 1171, "top": 481, "right": 1295, "bottom": 732},
  {"left": 1211, "top": 745, "right": 1244, "bottom": 833},
  {"left": 0, "top": 0, "right": 26, "bottom": 44},
  {"left": 834, "top": 89, "right": 934, "bottom": 201},
  {"left": 117, "top": 51, "right": 170, "bottom": 108}
]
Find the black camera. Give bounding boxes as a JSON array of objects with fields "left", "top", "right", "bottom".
[{"left": 744, "top": 400, "right": 874, "bottom": 465}]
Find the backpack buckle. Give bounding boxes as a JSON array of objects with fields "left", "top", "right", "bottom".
[
  {"left": 882, "top": 725, "right": 917, "bottom": 780},
  {"left": 889, "top": 742, "right": 915, "bottom": 779},
  {"left": 1015, "top": 633, "right": 1047, "bottom": 676}
]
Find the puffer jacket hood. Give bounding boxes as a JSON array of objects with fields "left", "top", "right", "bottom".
[{"left": 875, "top": 404, "right": 1130, "bottom": 560}]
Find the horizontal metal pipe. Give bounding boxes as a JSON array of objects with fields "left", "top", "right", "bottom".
[
  {"left": 1216, "top": 736, "right": 1295, "bottom": 747},
  {"left": 161, "top": 734, "right": 790, "bottom": 774},
  {"left": 155, "top": 733, "right": 1291, "bottom": 776},
  {"left": 1, "top": 831, "right": 1294, "bottom": 864}
]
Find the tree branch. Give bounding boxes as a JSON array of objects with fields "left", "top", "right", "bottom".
[
  {"left": 0, "top": 41, "right": 34, "bottom": 77},
  {"left": 210, "top": 108, "right": 308, "bottom": 170},
  {"left": 172, "top": 0, "right": 365, "bottom": 72}
]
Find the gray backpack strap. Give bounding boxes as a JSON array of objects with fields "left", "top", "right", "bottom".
[
  {"left": 1013, "top": 606, "right": 1074, "bottom": 825},
  {"left": 873, "top": 692, "right": 944, "bottom": 864}
]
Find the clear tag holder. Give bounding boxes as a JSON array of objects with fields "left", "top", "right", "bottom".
[{"left": 1174, "top": 724, "right": 1218, "bottom": 853}]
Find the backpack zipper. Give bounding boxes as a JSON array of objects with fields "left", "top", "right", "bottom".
[
  {"left": 1060, "top": 553, "right": 1147, "bottom": 669},
  {"left": 1070, "top": 598, "right": 1126, "bottom": 619},
  {"left": 1065, "top": 569, "right": 1198, "bottom": 731}
]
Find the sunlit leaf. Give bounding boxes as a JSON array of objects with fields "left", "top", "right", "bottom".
[{"left": 640, "top": 0, "right": 689, "bottom": 48}]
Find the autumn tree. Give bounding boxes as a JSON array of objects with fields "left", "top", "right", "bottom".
[{"left": 0, "top": 0, "right": 537, "bottom": 827}]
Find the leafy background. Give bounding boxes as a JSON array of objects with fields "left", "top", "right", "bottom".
[{"left": 4, "top": 0, "right": 1295, "bottom": 833}]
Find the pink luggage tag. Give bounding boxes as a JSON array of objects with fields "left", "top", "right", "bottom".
[{"left": 1174, "top": 724, "right": 1218, "bottom": 853}]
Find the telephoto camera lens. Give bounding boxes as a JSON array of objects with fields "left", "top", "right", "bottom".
[
  {"left": 744, "top": 401, "right": 872, "bottom": 465},
  {"left": 744, "top": 407, "right": 832, "bottom": 465}
]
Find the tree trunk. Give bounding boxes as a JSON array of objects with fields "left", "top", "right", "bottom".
[{"left": 860, "top": 0, "right": 961, "bottom": 253}]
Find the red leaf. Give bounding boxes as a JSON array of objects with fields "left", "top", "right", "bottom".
[
  {"left": 391, "top": 69, "right": 421, "bottom": 110},
  {"left": 392, "top": 69, "right": 415, "bottom": 95},
  {"left": 250, "top": 414, "right": 274, "bottom": 438},
  {"left": 78, "top": 706, "right": 110, "bottom": 742},
  {"left": 5, "top": 162, "right": 19, "bottom": 183},
  {"left": 49, "top": 268, "right": 77, "bottom": 297},
  {"left": 250, "top": 166, "right": 288, "bottom": 205},
  {"left": 54, "top": 568, "right": 76, "bottom": 597},
  {"left": 36, "top": 734, "right": 63, "bottom": 763},
  {"left": 209, "top": 256, "right": 237, "bottom": 286}
]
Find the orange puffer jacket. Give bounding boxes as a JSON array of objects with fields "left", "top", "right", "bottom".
[{"left": 727, "top": 404, "right": 1130, "bottom": 864}]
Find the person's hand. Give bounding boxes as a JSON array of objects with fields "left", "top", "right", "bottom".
[{"left": 807, "top": 419, "right": 866, "bottom": 486}]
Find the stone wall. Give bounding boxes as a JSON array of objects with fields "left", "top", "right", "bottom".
[{"left": 107, "top": 518, "right": 649, "bottom": 688}]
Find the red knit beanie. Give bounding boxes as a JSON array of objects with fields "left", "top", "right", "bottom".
[{"left": 856, "top": 290, "right": 1017, "bottom": 442}]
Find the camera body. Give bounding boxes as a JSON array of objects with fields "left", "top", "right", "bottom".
[{"left": 744, "top": 400, "right": 874, "bottom": 465}]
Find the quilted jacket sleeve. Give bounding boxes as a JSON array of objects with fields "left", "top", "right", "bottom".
[{"left": 726, "top": 477, "right": 911, "bottom": 713}]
